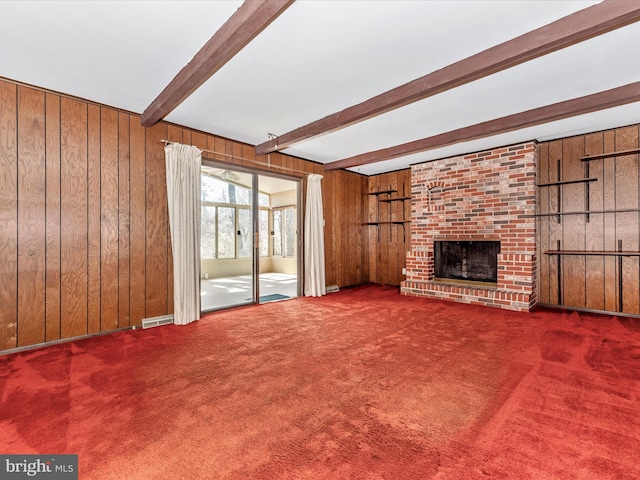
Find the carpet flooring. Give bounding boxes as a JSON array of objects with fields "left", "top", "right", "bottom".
[{"left": 1, "top": 284, "right": 639, "bottom": 479}]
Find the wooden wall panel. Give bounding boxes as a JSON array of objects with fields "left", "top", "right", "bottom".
[
  {"left": 366, "top": 170, "right": 411, "bottom": 287},
  {"left": 367, "top": 176, "right": 379, "bottom": 284},
  {"left": 386, "top": 172, "right": 397, "bottom": 285},
  {"left": 322, "top": 170, "right": 335, "bottom": 287},
  {"left": 87, "top": 104, "right": 101, "bottom": 334},
  {"left": 400, "top": 169, "right": 410, "bottom": 284},
  {"left": 17, "top": 86, "right": 46, "bottom": 346},
  {"left": 547, "top": 140, "right": 563, "bottom": 305},
  {"left": 129, "top": 115, "right": 146, "bottom": 326},
  {"left": 538, "top": 123, "right": 640, "bottom": 316},
  {"left": 615, "top": 125, "right": 639, "bottom": 314},
  {"left": 118, "top": 113, "right": 131, "bottom": 328},
  {"left": 584, "top": 132, "right": 605, "bottom": 311},
  {"left": 100, "top": 108, "right": 120, "bottom": 331},
  {"left": 144, "top": 122, "right": 168, "bottom": 318},
  {"left": 0, "top": 81, "right": 17, "bottom": 350},
  {"left": 45, "top": 93, "right": 61, "bottom": 342},
  {"left": 602, "top": 131, "right": 617, "bottom": 312},
  {"left": 537, "top": 142, "right": 550, "bottom": 304},
  {"left": 60, "top": 97, "right": 88, "bottom": 339},
  {"left": 331, "top": 170, "right": 344, "bottom": 287},
  {"left": 561, "top": 136, "right": 586, "bottom": 308}
]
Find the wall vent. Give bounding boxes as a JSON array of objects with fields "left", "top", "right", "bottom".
[
  {"left": 142, "top": 314, "right": 174, "bottom": 329},
  {"left": 326, "top": 285, "right": 340, "bottom": 293}
]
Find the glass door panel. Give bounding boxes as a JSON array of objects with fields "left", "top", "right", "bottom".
[
  {"left": 200, "top": 166, "right": 255, "bottom": 311},
  {"left": 258, "top": 174, "right": 300, "bottom": 303}
]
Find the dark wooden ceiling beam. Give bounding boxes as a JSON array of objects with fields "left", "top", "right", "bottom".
[
  {"left": 323, "top": 82, "right": 640, "bottom": 171},
  {"left": 256, "top": 0, "right": 640, "bottom": 155},
  {"left": 141, "top": 0, "right": 294, "bottom": 127}
]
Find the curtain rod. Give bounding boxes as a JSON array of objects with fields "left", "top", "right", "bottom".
[{"left": 161, "top": 139, "right": 309, "bottom": 176}]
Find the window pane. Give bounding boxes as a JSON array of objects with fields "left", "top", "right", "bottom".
[
  {"left": 217, "top": 207, "right": 235, "bottom": 259},
  {"left": 284, "top": 207, "right": 296, "bottom": 257},
  {"left": 238, "top": 208, "right": 252, "bottom": 258},
  {"left": 201, "top": 205, "right": 216, "bottom": 259},
  {"left": 273, "top": 210, "right": 282, "bottom": 256},
  {"left": 202, "top": 175, "right": 229, "bottom": 203},
  {"left": 258, "top": 192, "right": 269, "bottom": 207},
  {"left": 229, "top": 183, "right": 251, "bottom": 206},
  {"left": 259, "top": 210, "right": 269, "bottom": 257}
]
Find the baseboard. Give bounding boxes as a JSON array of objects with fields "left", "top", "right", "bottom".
[{"left": 142, "top": 314, "right": 175, "bottom": 329}]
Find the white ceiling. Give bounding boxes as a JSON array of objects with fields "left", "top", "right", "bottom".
[{"left": 1, "top": 1, "right": 639, "bottom": 176}]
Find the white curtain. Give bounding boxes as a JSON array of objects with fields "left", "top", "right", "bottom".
[
  {"left": 304, "top": 174, "right": 326, "bottom": 297},
  {"left": 165, "top": 143, "right": 202, "bottom": 325}
]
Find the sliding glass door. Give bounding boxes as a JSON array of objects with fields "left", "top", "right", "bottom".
[
  {"left": 200, "top": 166, "right": 256, "bottom": 310},
  {"left": 200, "top": 163, "right": 301, "bottom": 312}
]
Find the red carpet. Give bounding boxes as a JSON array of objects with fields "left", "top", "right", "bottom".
[{"left": 1, "top": 284, "right": 639, "bottom": 479}]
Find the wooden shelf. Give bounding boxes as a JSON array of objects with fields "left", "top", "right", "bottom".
[
  {"left": 581, "top": 148, "right": 640, "bottom": 162},
  {"left": 364, "top": 221, "right": 409, "bottom": 225},
  {"left": 380, "top": 196, "right": 411, "bottom": 202},
  {"left": 367, "top": 189, "right": 396, "bottom": 196},
  {"left": 364, "top": 183, "right": 410, "bottom": 243},
  {"left": 545, "top": 250, "right": 640, "bottom": 257},
  {"left": 537, "top": 178, "right": 598, "bottom": 187}
]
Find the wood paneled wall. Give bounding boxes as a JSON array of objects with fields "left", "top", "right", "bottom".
[
  {"left": 366, "top": 170, "right": 412, "bottom": 286},
  {"left": 537, "top": 124, "right": 640, "bottom": 315},
  {"left": 0, "top": 78, "right": 369, "bottom": 351}
]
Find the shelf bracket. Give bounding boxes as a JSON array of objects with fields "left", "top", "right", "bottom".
[
  {"left": 618, "top": 239, "right": 623, "bottom": 312},
  {"left": 556, "top": 160, "right": 562, "bottom": 224},
  {"left": 585, "top": 161, "right": 590, "bottom": 223},
  {"left": 556, "top": 239, "right": 562, "bottom": 305}
]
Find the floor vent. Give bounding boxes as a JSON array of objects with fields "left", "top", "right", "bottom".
[
  {"left": 326, "top": 285, "right": 340, "bottom": 294},
  {"left": 142, "top": 315, "right": 174, "bottom": 329}
]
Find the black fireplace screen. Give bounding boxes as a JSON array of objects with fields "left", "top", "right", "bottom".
[{"left": 434, "top": 241, "right": 500, "bottom": 284}]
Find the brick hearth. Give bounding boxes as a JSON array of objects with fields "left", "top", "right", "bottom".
[{"left": 400, "top": 142, "right": 537, "bottom": 311}]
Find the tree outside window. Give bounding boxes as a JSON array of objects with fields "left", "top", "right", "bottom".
[
  {"left": 201, "top": 173, "right": 271, "bottom": 259},
  {"left": 272, "top": 206, "right": 296, "bottom": 258}
]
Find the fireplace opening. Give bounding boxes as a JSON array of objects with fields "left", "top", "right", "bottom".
[{"left": 434, "top": 241, "right": 500, "bottom": 285}]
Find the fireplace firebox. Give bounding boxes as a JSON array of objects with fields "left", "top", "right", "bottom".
[{"left": 434, "top": 241, "right": 500, "bottom": 285}]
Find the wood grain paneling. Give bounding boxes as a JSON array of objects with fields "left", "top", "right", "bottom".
[
  {"left": 45, "top": 93, "right": 61, "bottom": 342},
  {"left": 101, "top": 108, "right": 119, "bottom": 331},
  {"left": 323, "top": 170, "right": 335, "bottom": 287},
  {"left": 0, "top": 81, "right": 18, "bottom": 350},
  {"left": 87, "top": 104, "right": 101, "bottom": 334},
  {"left": 144, "top": 122, "right": 168, "bottom": 318},
  {"left": 584, "top": 132, "right": 605, "bottom": 311},
  {"left": 537, "top": 142, "right": 550, "bottom": 304},
  {"left": 603, "top": 130, "right": 617, "bottom": 312},
  {"left": 129, "top": 115, "right": 146, "bottom": 326},
  {"left": 366, "top": 170, "right": 411, "bottom": 287},
  {"left": 561, "top": 136, "right": 586, "bottom": 308},
  {"left": 0, "top": 77, "right": 370, "bottom": 351},
  {"left": 17, "top": 86, "right": 46, "bottom": 346},
  {"left": 547, "top": 140, "right": 563, "bottom": 305},
  {"left": 615, "top": 125, "right": 639, "bottom": 314},
  {"left": 118, "top": 113, "right": 130, "bottom": 328},
  {"left": 538, "top": 123, "right": 640, "bottom": 316},
  {"left": 60, "top": 97, "right": 88, "bottom": 339}
]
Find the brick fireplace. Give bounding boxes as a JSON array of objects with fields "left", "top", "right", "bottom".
[{"left": 400, "top": 142, "right": 537, "bottom": 311}]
